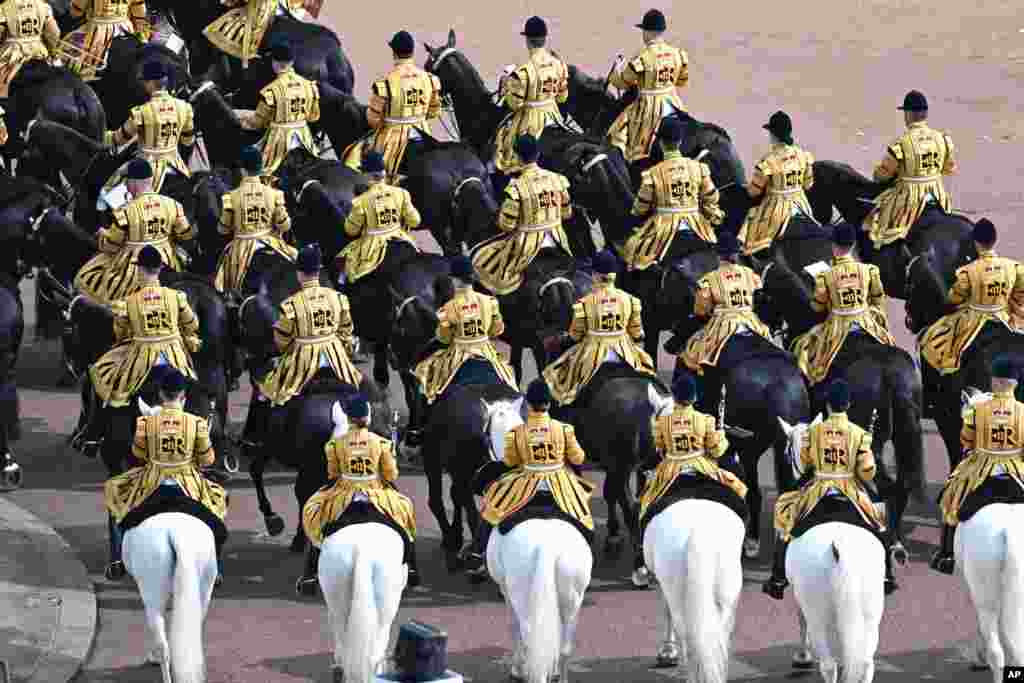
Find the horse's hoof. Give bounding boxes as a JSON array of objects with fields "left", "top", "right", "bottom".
[
  {"left": 373, "top": 369, "right": 390, "bottom": 387},
  {"left": 105, "top": 561, "right": 126, "bottom": 581},
  {"left": 264, "top": 513, "right": 285, "bottom": 537},
  {"left": 631, "top": 566, "right": 651, "bottom": 589},
  {"left": 467, "top": 566, "right": 489, "bottom": 584},
  {"left": 407, "top": 569, "right": 421, "bottom": 588},
  {"left": 655, "top": 642, "right": 680, "bottom": 668},
  {"left": 604, "top": 535, "right": 624, "bottom": 556},
  {"left": 792, "top": 650, "right": 814, "bottom": 669},
  {"left": 0, "top": 455, "right": 22, "bottom": 491},
  {"left": 9, "top": 420, "right": 21, "bottom": 442},
  {"left": 228, "top": 378, "right": 240, "bottom": 392},
  {"left": 332, "top": 666, "right": 344, "bottom": 683},
  {"left": 223, "top": 452, "right": 240, "bottom": 473},
  {"left": 890, "top": 541, "right": 909, "bottom": 566},
  {"left": 289, "top": 534, "right": 307, "bottom": 553},
  {"left": 295, "top": 577, "right": 318, "bottom": 597},
  {"left": 743, "top": 538, "right": 761, "bottom": 559}
]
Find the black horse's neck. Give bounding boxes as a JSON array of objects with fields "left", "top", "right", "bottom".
[
  {"left": 428, "top": 51, "right": 502, "bottom": 154},
  {"left": 453, "top": 177, "right": 499, "bottom": 249}
]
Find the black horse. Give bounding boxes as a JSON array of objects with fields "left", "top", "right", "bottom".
[
  {"left": 805, "top": 160, "right": 973, "bottom": 298},
  {"left": 148, "top": 0, "right": 353, "bottom": 95},
  {"left": 758, "top": 253, "right": 927, "bottom": 559},
  {"left": 0, "top": 273, "right": 24, "bottom": 490}
]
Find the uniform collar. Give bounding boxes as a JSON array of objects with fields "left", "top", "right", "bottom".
[
  {"left": 527, "top": 409, "right": 549, "bottom": 418},
  {"left": 644, "top": 37, "right": 665, "bottom": 47},
  {"left": 276, "top": 66, "right": 295, "bottom": 77},
  {"left": 454, "top": 285, "right": 473, "bottom": 292},
  {"left": 527, "top": 47, "right": 548, "bottom": 58},
  {"left": 300, "top": 279, "right": 319, "bottom": 289},
  {"left": 593, "top": 275, "right": 615, "bottom": 288},
  {"left": 826, "top": 411, "right": 849, "bottom": 423},
  {"left": 978, "top": 248, "right": 997, "bottom": 257},
  {"left": 162, "top": 400, "right": 185, "bottom": 410},
  {"left": 393, "top": 58, "right": 414, "bottom": 66},
  {"left": 832, "top": 254, "right": 856, "bottom": 264},
  {"left": 139, "top": 277, "right": 160, "bottom": 287},
  {"left": 907, "top": 121, "right": 928, "bottom": 129},
  {"left": 520, "top": 162, "right": 540, "bottom": 173},
  {"left": 150, "top": 89, "right": 169, "bottom": 98},
  {"left": 993, "top": 389, "right": 1016, "bottom": 398},
  {"left": 663, "top": 149, "right": 682, "bottom": 160},
  {"left": 770, "top": 142, "right": 790, "bottom": 151},
  {"left": 673, "top": 403, "right": 694, "bottom": 415},
  {"left": 242, "top": 176, "right": 262, "bottom": 185}
]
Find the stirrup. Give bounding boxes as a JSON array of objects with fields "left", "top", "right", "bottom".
[
  {"left": 884, "top": 576, "right": 898, "bottom": 595},
  {"left": 403, "top": 428, "right": 424, "bottom": 448},
  {"left": 762, "top": 576, "right": 788, "bottom": 600},
  {"left": 105, "top": 560, "right": 126, "bottom": 581},
  {"left": 929, "top": 551, "right": 955, "bottom": 575}
]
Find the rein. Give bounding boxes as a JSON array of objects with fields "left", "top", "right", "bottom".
[{"left": 538, "top": 276, "right": 573, "bottom": 298}]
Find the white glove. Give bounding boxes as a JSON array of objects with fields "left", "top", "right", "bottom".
[{"left": 613, "top": 55, "right": 625, "bottom": 72}]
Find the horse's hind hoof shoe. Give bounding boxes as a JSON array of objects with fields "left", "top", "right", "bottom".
[
  {"left": 1, "top": 456, "right": 21, "bottom": 490},
  {"left": 890, "top": 542, "right": 909, "bottom": 566},
  {"left": 792, "top": 651, "right": 814, "bottom": 669},
  {"left": 631, "top": 566, "right": 651, "bottom": 589},
  {"left": 332, "top": 667, "right": 344, "bottom": 683},
  {"left": 743, "top": 538, "right": 761, "bottom": 559},
  {"left": 655, "top": 642, "right": 680, "bottom": 668},
  {"left": 264, "top": 513, "right": 285, "bottom": 536},
  {"left": 223, "top": 452, "right": 240, "bottom": 473},
  {"left": 295, "top": 577, "right": 318, "bottom": 596},
  {"left": 105, "top": 561, "right": 126, "bottom": 581}
]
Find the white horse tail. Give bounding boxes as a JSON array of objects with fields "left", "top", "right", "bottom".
[
  {"left": 523, "top": 543, "right": 560, "bottom": 683},
  {"left": 168, "top": 522, "right": 213, "bottom": 683},
  {"left": 1000, "top": 527, "right": 1024, "bottom": 654},
  {"left": 339, "top": 544, "right": 378, "bottom": 683},
  {"left": 680, "top": 522, "right": 731, "bottom": 683},
  {"left": 828, "top": 539, "right": 870, "bottom": 683}
]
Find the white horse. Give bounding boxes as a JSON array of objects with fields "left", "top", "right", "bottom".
[
  {"left": 314, "top": 400, "right": 409, "bottom": 683},
  {"left": 123, "top": 512, "right": 219, "bottom": 683},
  {"left": 481, "top": 396, "right": 594, "bottom": 683},
  {"left": 643, "top": 499, "right": 744, "bottom": 683},
  {"left": 950, "top": 388, "right": 1024, "bottom": 679},
  {"left": 778, "top": 416, "right": 885, "bottom": 683}
]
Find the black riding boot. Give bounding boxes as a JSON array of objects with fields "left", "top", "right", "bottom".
[
  {"left": 920, "top": 359, "right": 941, "bottom": 420},
  {"left": 884, "top": 538, "right": 898, "bottom": 594},
  {"left": 79, "top": 403, "right": 110, "bottom": 459},
  {"left": 467, "top": 522, "right": 493, "bottom": 581},
  {"left": 105, "top": 515, "right": 126, "bottom": 580},
  {"left": 929, "top": 524, "right": 956, "bottom": 575},
  {"left": 404, "top": 388, "right": 429, "bottom": 448},
  {"left": 763, "top": 537, "right": 789, "bottom": 600},
  {"left": 405, "top": 540, "right": 421, "bottom": 587},
  {"left": 696, "top": 369, "right": 723, "bottom": 417},
  {"left": 296, "top": 546, "right": 321, "bottom": 595},
  {"left": 242, "top": 398, "right": 270, "bottom": 448}
]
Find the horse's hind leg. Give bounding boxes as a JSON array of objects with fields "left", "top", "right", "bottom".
[
  {"left": 248, "top": 449, "right": 285, "bottom": 536},
  {"left": 509, "top": 343, "right": 525, "bottom": 386},
  {"left": 602, "top": 471, "right": 625, "bottom": 557},
  {"left": 740, "top": 446, "right": 764, "bottom": 559},
  {"left": 372, "top": 343, "right": 390, "bottom": 388}
]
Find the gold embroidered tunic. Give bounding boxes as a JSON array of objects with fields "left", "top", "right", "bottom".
[
  {"left": 862, "top": 121, "right": 957, "bottom": 247},
  {"left": 342, "top": 58, "right": 441, "bottom": 182},
  {"left": 301, "top": 426, "right": 416, "bottom": 548},
  {"left": 89, "top": 284, "right": 200, "bottom": 407},
  {"left": 337, "top": 178, "right": 420, "bottom": 283},
  {"left": 74, "top": 192, "right": 192, "bottom": 304},
  {"left": 240, "top": 67, "right": 319, "bottom": 174},
  {"left": 104, "top": 404, "right": 227, "bottom": 522},
  {"left": 58, "top": 0, "right": 148, "bottom": 81},
  {"left": 213, "top": 176, "right": 296, "bottom": 293},
  {"left": 638, "top": 402, "right": 747, "bottom": 521},
  {"left": 202, "top": 0, "right": 274, "bottom": 67},
  {"left": 542, "top": 276, "right": 656, "bottom": 405},
  {"left": 412, "top": 285, "right": 516, "bottom": 404},
  {"left": 256, "top": 280, "right": 362, "bottom": 405},
  {"left": 680, "top": 263, "right": 772, "bottom": 373},
  {"left": 0, "top": 0, "right": 59, "bottom": 97},
  {"left": 738, "top": 143, "right": 816, "bottom": 255},
  {"left": 939, "top": 390, "right": 1024, "bottom": 524},
  {"left": 480, "top": 409, "right": 595, "bottom": 528},
  {"left": 920, "top": 249, "right": 1024, "bottom": 374},
  {"left": 492, "top": 48, "right": 568, "bottom": 174},
  {"left": 622, "top": 150, "right": 721, "bottom": 270},
  {"left": 105, "top": 90, "right": 195, "bottom": 192},
  {"left": 606, "top": 39, "right": 688, "bottom": 163},
  {"left": 471, "top": 162, "right": 573, "bottom": 295},
  {"left": 793, "top": 255, "right": 896, "bottom": 385},
  {"left": 773, "top": 411, "right": 885, "bottom": 540}
]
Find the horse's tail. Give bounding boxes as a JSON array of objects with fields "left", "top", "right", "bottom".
[
  {"left": 680, "top": 522, "right": 731, "bottom": 683},
  {"left": 1000, "top": 526, "right": 1024, "bottom": 654},
  {"left": 168, "top": 520, "right": 215, "bottom": 683},
  {"left": 885, "top": 353, "right": 926, "bottom": 501},
  {"left": 524, "top": 543, "right": 561, "bottom": 683},
  {"left": 339, "top": 544, "right": 378, "bottom": 683},
  {"left": 829, "top": 539, "right": 872, "bottom": 683}
]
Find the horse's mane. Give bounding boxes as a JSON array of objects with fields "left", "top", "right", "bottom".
[
  {"left": 161, "top": 269, "right": 223, "bottom": 294},
  {"left": 675, "top": 111, "right": 732, "bottom": 143},
  {"left": 815, "top": 160, "right": 877, "bottom": 193},
  {"left": 776, "top": 217, "right": 835, "bottom": 243},
  {"left": 10, "top": 60, "right": 68, "bottom": 90}
]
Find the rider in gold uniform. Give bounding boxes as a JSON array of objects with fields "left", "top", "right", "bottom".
[
  {"left": 59, "top": 0, "right": 148, "bottom": 81},
  {"left": 235, "top": 42, "right": 319, "bottom": 174},
  {"left": 607, "top": 9, "right": 688, "bottom": 168},
  {"left": 0, "top": 0, "right": 59, "bottom": 97},
  {"left": 678, "top": 233, "right": 772, "bottom": 412},
  {"left": 102, "top": 368, "right": 227, "bottom": 580},
  {"left": 620, "top": 118, "right": 722, "bottom": 270},
  {"left": 104, "top": 61, "right": 194, "bottom": 193},
  {"left": 300, "top": 393, "right": 420, "bottom": 589},
  {"left": 932, "top": 358, "right": 1024, "bottom": 574},
  {"left": 920, "top": 220, "right": 1024, "bottom": 384},
  {"left": 202, "top": 0, "right": 275, "bottom": 71},
  {"left": 492, "top": 17, "right": 568, "bottom": 179},
  {"left": 336, "top": 151, "right": 420, "bottom": 285},
  {"left": 764, "top": 380, "right": 893, "bottom": 599},
  {"left": 793, "top": 223, "right": 896, "bottom": 394},
  {"left": 632, "top": 372, "right": 748, "bottom": 582},
  {"left": 79, "top": 246, "right": 201, "bottom": 455},
  {"left": 213, "top": 146, "right": 296, "bottom": 295},
  {"left": 472, "top": 379, "right": 595, "bottom": 575},
  {"left": 738, "top": 111, "right": 817, "bottom": 256},
  {"left": 343, "top": 31, "right": 440, "bottom": 183},
  {"left": 543, "top": 249, "right": 656, "bottom": 407},
  {"left": 862, "top": 91, "right": 957, "bottom": 251},
  {"left": 408, "top": 255, "right": 517, "bottom": 444},
  {"left": 472, "top": 134, "right": 573, "bottom": 296},
  {"left": 75, "top": 159, "right": 193, "bottom": 304}
]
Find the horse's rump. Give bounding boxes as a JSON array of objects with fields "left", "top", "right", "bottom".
[
  {"left": 576, "top": 362, "right": 668, "bottom": 412},
  {"left": 774, "top": 215, "right": 832, "bottom": 244},
  {"left": 717, "top": 333, "right": 793, "bottom": 369},
  {"left": 640, "top": 475, "right": 748, "bottom": 542},
  {"left": 119, "top": 483, "right": 228, "bottom": 549},
  {"left": 497, "top": 491, "right": 594, "bottom": 546},
  {"left": 790, "top": 494, "right": 881, "bottom": 541},
  {"left": 322, "top": 500, "right": 412, "bottom": 558}
]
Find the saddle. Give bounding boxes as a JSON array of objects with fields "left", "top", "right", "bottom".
[
  {"left": 639, "top": 475, "right": 749, "bottom": 543},
  {"left": 712, "top": 334, "right": 793, "bottom": 376},
  {"left": 437, "top": 359, "right": 504, "bottom": 403},
  {"left": 119, "top": 483, "right": 229, "bottom": 550},
  {"left": 789, "top": 493, "right": 882, "bottom": 541},
  {"left": 497, "top": 491, "right": 595, "bottom": 546},
  {"left": 572, "top": 362, "right": 669, "bottom": 414},
  {"left": 955, "top": 475, "right": 1024, "bottom": 524},
  {"left": 321, "top": 499, "right": 414, "bottom": 563}
]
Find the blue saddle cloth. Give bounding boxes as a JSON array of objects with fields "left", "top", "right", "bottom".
[
  {"left": 438, "top": 359, "right": 503, "bottom": 402},
  {"left": 497, "top": 492, "right": 595, "bottom": 546},
  {"left": 321, "top": 499, "right": 414, "bottom": 563},
  {"left": 639, "top": 474, "right": 749, "bottom": 543},
  {"left": 789, "top": 493, "right": 882, "bottom": 542},
  {"left": 118, "top": 483, "right": 228, "bottom": 550},
  {"left": 956, "top": 475, "right": 1024, "bottom": 524}
]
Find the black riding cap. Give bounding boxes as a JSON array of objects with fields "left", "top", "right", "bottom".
[
  {"left": 141, "top": 61, "right": 166, "bottom": 81},
  {"left": 361, "top": 151, "right": 386, "bottom": 174},
  {"left": 526, "top": 379, "right": 552, "bottom": 405},
  {"left": 160, "top": 368, "right": 187, "bottom": 395},
  {"left": 716, "top": 232, "right": 741, "bottom": 255},
  {"left": 636, "top": 9, "right": 666, "bottom": 31},
  {"left": 763, "top": 111, "right": 793, "bottom": 144},
  {"left": 137, "top": 244, "right": 163, "bottom": 269},
  {"left": 521, "top": 16, "right": 547, "bottom": 38},
  {"left": 269, "top": 41, "right": 293, "bottom": 62},
  {"left": 833, "top": 223, "right": 857, "bottom": 246},
  {"left": 389, "top": 31, "right": 414, "bottom": 55},
  {"left": 297, "top": 244, "right": 322, "bottom": 273},
  {"left": 347, "top": 393, "right": 370, "bottom": 418},
  {"left": 898, "top": 90, "right": 928, "bottom": 112},
  {"left": 124, "top": 158, "right": 153, "bottom": 180}
]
